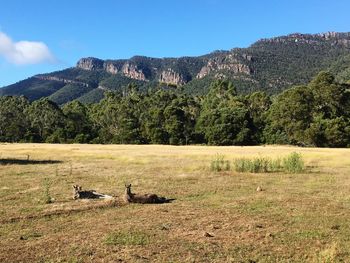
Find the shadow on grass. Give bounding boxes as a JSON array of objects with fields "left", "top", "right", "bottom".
[{"left": 0, "top": 158, "right": 63, "bottom": 165}]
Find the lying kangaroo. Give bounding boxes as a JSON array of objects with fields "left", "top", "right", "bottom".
[
  {"left": 73, "top": 185, "right": 113, "bottom": 200},
  {"left": 123, "top": 184, "right": 169, "bottom": 204}
]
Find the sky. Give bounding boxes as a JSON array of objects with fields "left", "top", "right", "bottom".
[{"left": 1, "top": 0, "right": 350, "bottom": 87}]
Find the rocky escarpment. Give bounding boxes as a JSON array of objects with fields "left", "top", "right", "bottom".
[
  {"left": 197, "top": 53, "right": 252, "bottom": 79},
  {"left": 76, "top": 53, "right": 252, "bottom": 86},
  {"left": 121, "top": 63, "right": 147, "bottom": 81},
  {"left": 158, "top": 69, "right": 187, "bottom": 86},
  {"left": 104, "top": 61, "right": 121, "bottom": 74},
  {"left": 76, "top": 57, "right": 104, "bottom": 71},
  {"left": 77, "top": 58, "right": 147, "bottom": 82},
  {"left": 76, "top": 57, "right": 189, "bottom": 85}
]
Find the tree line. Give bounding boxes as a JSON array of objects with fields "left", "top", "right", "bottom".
[{"left": 1, "top": 71, "right": 349, "bottom": 147}]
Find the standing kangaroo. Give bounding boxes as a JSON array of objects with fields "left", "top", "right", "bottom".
[{"left": 123, "top": 184, "right": 168, "bottom": 204}]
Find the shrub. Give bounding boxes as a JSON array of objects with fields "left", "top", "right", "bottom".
[
  {"left": 210, "top": 154, "right": 230, "bottom": 172},
  {"left": 283, "top": 152, "right": 304, "bottom": 173}
]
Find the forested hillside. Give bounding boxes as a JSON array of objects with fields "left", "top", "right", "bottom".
[
  {"left": 1, "top": 72, "right": 349, "bottom": 147},
  {"left": 1, "top": 32, "right": 350, "bottom": 104}
]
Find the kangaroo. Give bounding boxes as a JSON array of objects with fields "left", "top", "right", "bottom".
[
  {"left": 72, "top": 185, "right": 113, "bottom": 200},
  {"left": 123, "top": 184, "right": 168, "bottom": 204}
]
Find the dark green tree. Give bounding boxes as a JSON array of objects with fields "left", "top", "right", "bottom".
[
  {"left": 140, "top": 90, "right": 175, "bottom": 144},
  {"left": 309, "top": 71, "right": 347, "bottom": 118},
  {"left": 306, "top": 116, "right": 350, "bottom": 147},
  {"left": 265, "top": 72, "right": 350, "bottom": 147},
  {"left": 62, "top": 100, "right": 94, "bottom": 143},
  {"left": 264, "top": 85, "right": 313, "bottom": 145},
  {"left": 0, "top": 96, "right": 30, "bottom": 142},
  {"left": 197, "top": 79, "right": 252, "bottom": 145},
  {"left": 163, "top": 95, "right": 200, "bottom": 145},
  {"left": 25, "top": 98, "right": 66, "bottom": 142},
  {"left": 89, "top": 85, "right": 145, "bottom": 144},
  {"left": 244, "top": 91, "right": 271, "bottom": 143}
]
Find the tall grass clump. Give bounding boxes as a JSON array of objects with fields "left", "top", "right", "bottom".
[
  {"left": 233, "top": 157, "right": 270, "bottom": 173},
  {"left": 268, "top": 157, "right": 282, "bottom": 172},
  {"left": 210, "top": 154, "right": 230, "bottom": 172},
  {"left": 283, "top": 152, "right": 304, "bottom": 173},
  {"left": 42, "top": 178, "right": 53, "bottom": 204},
  {"left": 233, "top": 153, "right": 304, "bottom": 173}
]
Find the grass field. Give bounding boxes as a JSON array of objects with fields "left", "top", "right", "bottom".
[{"left": 0, "top": 144, "right": 350, "bottom": 262}]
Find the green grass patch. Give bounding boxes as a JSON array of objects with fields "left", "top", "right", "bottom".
[
  {"left": 232, "top": 152, "right": 304, "bottom": 173},
  {"left": 233, "top": 157, "right": 270, "bottom": 173},
  {"left": 282, "top": 152, "right": 304, "bottom": 173},
  {"left": 210, "top": 154, "right": 230, "bottom": 172},
  {"left": 104, "top": 230, "right": 150, "bottom": 246}
]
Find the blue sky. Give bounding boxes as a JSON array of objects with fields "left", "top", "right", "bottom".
[{"left": 1, "top": 0, "right": 350, "bottom": 87}]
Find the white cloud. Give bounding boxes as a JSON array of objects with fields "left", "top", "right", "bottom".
[{"left": 0, "top": 31, "right": 55, "bottom": 65}]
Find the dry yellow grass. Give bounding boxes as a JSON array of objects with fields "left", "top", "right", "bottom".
[{"left": 0, "top": 143, "right": 350, "bottom": 262}]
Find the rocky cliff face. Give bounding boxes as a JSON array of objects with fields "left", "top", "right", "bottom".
[
  {"left": 76, "top": 57, "right": 191, "bottom": 85},
  {"left": 77, "top": 58, "right": 148, "bottom": 81},
  {"left": 197, "top": 53, "right": 252, "bottom": 79},
  {"left": 121, "top": 63, "right": 147, "bottom": 81},
  {"left": 158, "top": 69, "right": 186, "bottom": 86},
  {"left": 104, "top": 62, "right": 120, "bottom": 74},
  {"left": 76, "top": 49, "right": 255, "bottom": 86},
  {"left": 76, "top": 57, "right": 104, "bottom": 71},
  {"left": 76, "top": 51, "right": 253, "bottom": 85}
]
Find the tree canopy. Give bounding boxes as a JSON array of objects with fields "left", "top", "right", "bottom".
[{"left": 1, "top": 71, "right": 349, "bottom": 147}]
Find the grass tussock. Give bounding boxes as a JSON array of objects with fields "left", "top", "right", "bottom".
[
  {"left": 233, "top": 157, "right": 270, "bottom": 173},
  {"left": 282, "top": 152, "right": 304, "bottom": 173},
  {"left": 42, "top": 178, "right": 53, "bottom": 204},
  {"left": 210, "top": 154, "right": 230, "bottom": 172},
  {"left": 231, "top": 152, "right": 304, "bottom": 173}
]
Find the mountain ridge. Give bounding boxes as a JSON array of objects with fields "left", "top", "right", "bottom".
[{"left": 1, "top": 31, "right": 350, "bottom": 104}]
